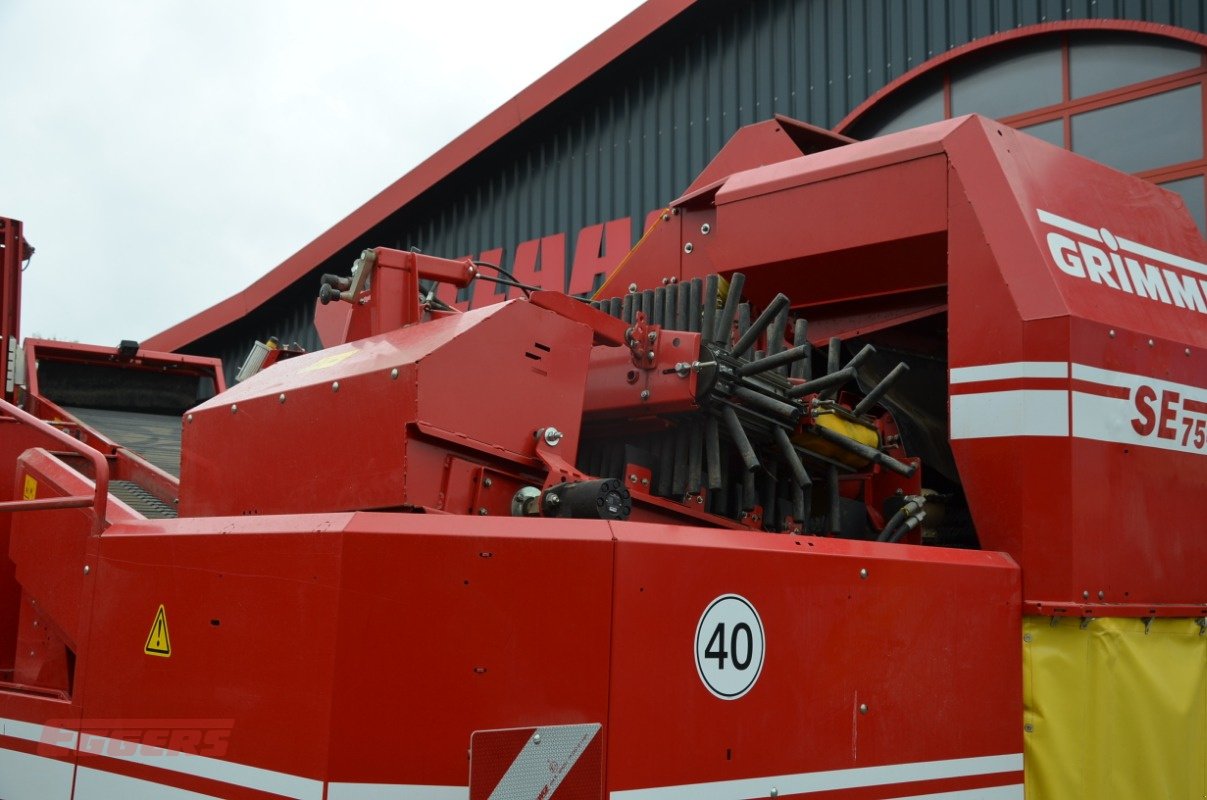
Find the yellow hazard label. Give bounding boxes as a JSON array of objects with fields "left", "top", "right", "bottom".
[
  {"left": 144, "top": 604, "right": 171, "bottom": 657},
  {"left": 22, "top": 475, "right": 37, "bottom": 500},
  {"left": 299, "top": 349, "right": 356, "bottom": 373}
]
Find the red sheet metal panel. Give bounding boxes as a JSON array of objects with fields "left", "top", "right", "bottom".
[{"left": 605, "top": 522, "right": 1022, "bottom": 798}]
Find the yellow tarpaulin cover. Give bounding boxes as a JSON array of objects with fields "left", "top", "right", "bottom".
[{"left": 1023, "top": 616, "right": 1206, "bottom": 799}]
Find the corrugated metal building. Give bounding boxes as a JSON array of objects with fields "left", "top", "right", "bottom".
[{"left": 144, "top": 0, "right": 1207, "bottom": 380}]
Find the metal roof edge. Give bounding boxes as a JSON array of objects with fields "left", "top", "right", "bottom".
[{"left": 144, "top": 0, "right": 698, "bottom": 353}]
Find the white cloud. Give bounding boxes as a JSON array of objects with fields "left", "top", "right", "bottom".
[{"left": 0, "top": 0, "right": 645, "bottom": 344}]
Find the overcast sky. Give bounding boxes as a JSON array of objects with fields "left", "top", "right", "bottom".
[{"left": 1, "top": 0, "right": 645, "bottom": 344}]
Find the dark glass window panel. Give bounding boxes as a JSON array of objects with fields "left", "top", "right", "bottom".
[
  {"left": 1070, "top": 32, "right": 1202, "bottom": 99},
  {"left": 1071, "top": 86, "right": 1202, "bottom": 174},
  {"left": 1020, "top": 119, "right": 1064, "bottom": 147},
  {"left": 1160, "top": 176, "right": 1206, "bottom": 235},
  {"left": 951, "top": 38, "right": 1062, "bottom": 120},
  {"left": 849, "top": 73, "right": 944, "bottom": 139}
]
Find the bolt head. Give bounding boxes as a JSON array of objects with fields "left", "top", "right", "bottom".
[
  {"left": 859, "top": 703, "right": 869, "bottom": 714},
  {"left": 629, "top": 474, "right": 638, "bottom": 483},
  {"left": 483, "top": 477, "right": 493, "bottom": 488},
  {"left": 859, "top": 568, "right": 868, "bottom": 580},
  {"left": 390, "top": 367, "right": 399, "bottom": 379},
  {"left": 701, "top": 223, "right": 711, "bottom": 235},
  {"left": 1109, "top": 329, "right": 1116, "bottom": 338},
  {"left": 1025, "top": 723, "right": 1034, "bottom": 733},
  {"left": 684, "top": 242, "right": 694, "bottom": 254},
  {"left": 640, "top": 390, "right": 650, "bottom": 400},
  {"left": 533, "top": 733, "right": 541, "bottom": 744},
  {"left": 769, "top": 790, "right": 778, "bottom": 798},
  {"left": 1023, "top": 633, "right": 1032, "bottom": 642},
  {"left": 478, "top": 508, "right": 488, "bottom": 516},
  {"left": 278, "top": 393, "right": 286, "bottom": 404},
  {"left": 628, "top": 283, "right": 638, "bottom": 293},
  {"left": 230, "top": 404, "right": 237, "bottom": 414},
  {"left": 83, "top": 565, "right": 90, "bottom": 575},
  {"left": 542, "top": 427, "right": 564, "bottom": 446},
  {"left": 1147, "top": 339, "right": 1155, "bottom": 347},
  {"left": 187, "top": 414, "right": 193, "bottom": 423},
  {"left": 1083, "top": 590, "right": 1090, "bottom": 599},
  {"left": 1097, "top": 590, "right": 1105, "bottom": 600},
  {"left": 332, "top": 381, "right": 340, "bottom": 392}
]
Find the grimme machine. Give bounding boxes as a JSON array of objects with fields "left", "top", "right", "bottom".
[{"left": 0, "top": 114, "right": 1203, "bottom": 800}]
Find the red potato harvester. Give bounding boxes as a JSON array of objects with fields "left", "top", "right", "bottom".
[{"left": 0, "top": 114, "right": 1203, "bottom": 800}]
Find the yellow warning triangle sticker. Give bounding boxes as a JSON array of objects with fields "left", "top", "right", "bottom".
[{"left": 144, "top": 604, "right": 171, "bottom": 657}]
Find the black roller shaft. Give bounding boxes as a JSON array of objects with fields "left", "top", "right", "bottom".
[
  {"left": 621, "top": 293, "right": 635, "bottom": 324},
  {"left": 843, "top": 344, "right": 876, "bottom": 372},
  {"left": 671, "top": 425, "right": 688, "bottom": 496},
  {"left": 688, "top": 277, "right": 702, "bottom": 333},
  {"left": 653, "top": 287, "right": 666, "bottom": 327},
  {"left": 786, "top": 367, "right": 855, "bottom": 398},
  {"left": 826, "top": 337, "right": 842, "bottom": 375},
  {"left": 736, "top": 344, "right": 811, "bottom": 377},
  {"left": 641, "top": 289, "right": 655, "bottom": 320},
  {"left": 736, "top": 303, "right": 751, "bottom": 342},
  {"left": 772, "top": 426, "right": 811, "bottom": 489},
  {"left": 664, "top": 284, "right": 677, "bottom": 329},
  {"left": 677, "top": 282, "right": 690, "bottom": 332},
  {"left": 811, "top": 424, "right": 917, "bottom": 477},
  {"left": 731, "top": 386, "right": 804, "bottom": 422},
  {"left": 731, "top": 293, "right": 791, "bottom": 360},
  {"left": 713, "top": 272, "right": 746, "bottom": 345},
  {"left": 608, "top": 297, "right": 622, "bottom": 318},
  {"left": 827, "top": 464, "right": 841, "bottom": 534},
  {"left": 853, "top": 362, "right": 911, "bottom": 417},
  {"left": 742, "top": 468, "right": 758, "bottom": 512},
  {"left": 792, "top": 319, "right": 811, "bottom": 380},
  {"left": 702, "top": 275, "right": 719, "bottom": 343},
  {"left": 767, "top": 306, "right": 790, "bottom": 375},
  {"left": 822, "top": 337, "right": 844, "bottom": 399},
  {"left": 704, "top": 416, "right": 722, "bottom": 489},
  {"left": 687, "top": 421, "right": 703, "bottom": 494},
  {"left": 722, "top": 405, "right": 760, "bottom": 472}
]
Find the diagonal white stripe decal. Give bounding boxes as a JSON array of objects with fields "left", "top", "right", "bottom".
[
  {"left": 327, "top": 784, "right": 469, "bottom": 800},
  {"left": 949, "top": 361, "right": 1068, "bottom": 384},
  {"left": 73, "top": 765, "right": 223, "bottom": 799},
  {"left": 0, "top": 716, "right": 79, "bottom": 749},
  {"left": 0, "top": 745, "right": 74, "bottom": 800},
  {"left": 609, "top": 753, "right": 1023, "bottom": 800},
  {"left": 1118, "top": 235, "right": 1207, "bottom": 278},
  {"left": 487, "top": 723, "right": 600, "bottom": 800},
  {"left": 75, "top": 731, "right": 324, "bottom": 800},
  {"left": 950, "top": 390, "right": 1069, "bottom": 439},
  {"left": 891, "top": 785, "right": 1023, "bottom": 800},
  {"left": 1037, "top": 209, "right": 1102, "bottom": 242}
]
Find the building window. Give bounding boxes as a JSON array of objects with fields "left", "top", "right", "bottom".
[{"left": 843, "top": 29, "right": 1207, "bottom": 233}]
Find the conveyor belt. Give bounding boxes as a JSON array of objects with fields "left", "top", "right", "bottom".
[{"left": 63, "top": 406, "right": 183, "bottom": 478}]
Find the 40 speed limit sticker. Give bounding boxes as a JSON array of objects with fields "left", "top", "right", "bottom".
[{"left": 695, "top": 594, "right": 765, "bottom": 699}]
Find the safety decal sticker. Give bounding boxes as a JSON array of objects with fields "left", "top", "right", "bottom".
[
  {"left": 144, "top": 604, "right": 171, "bottom": 657},
  {"left": 695, "top": 593, "right": 765, "bottom": 700},
  {"left": 22, "top": 475, "right": 36, "bottom": 500}
]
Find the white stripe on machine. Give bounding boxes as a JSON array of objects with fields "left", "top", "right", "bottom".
[
  {"left": 609, "top": 753, "right": 1023, "bottom": 800},
  {"left": 951, "top": 362, "right": 1206, "bottom": 455}
]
